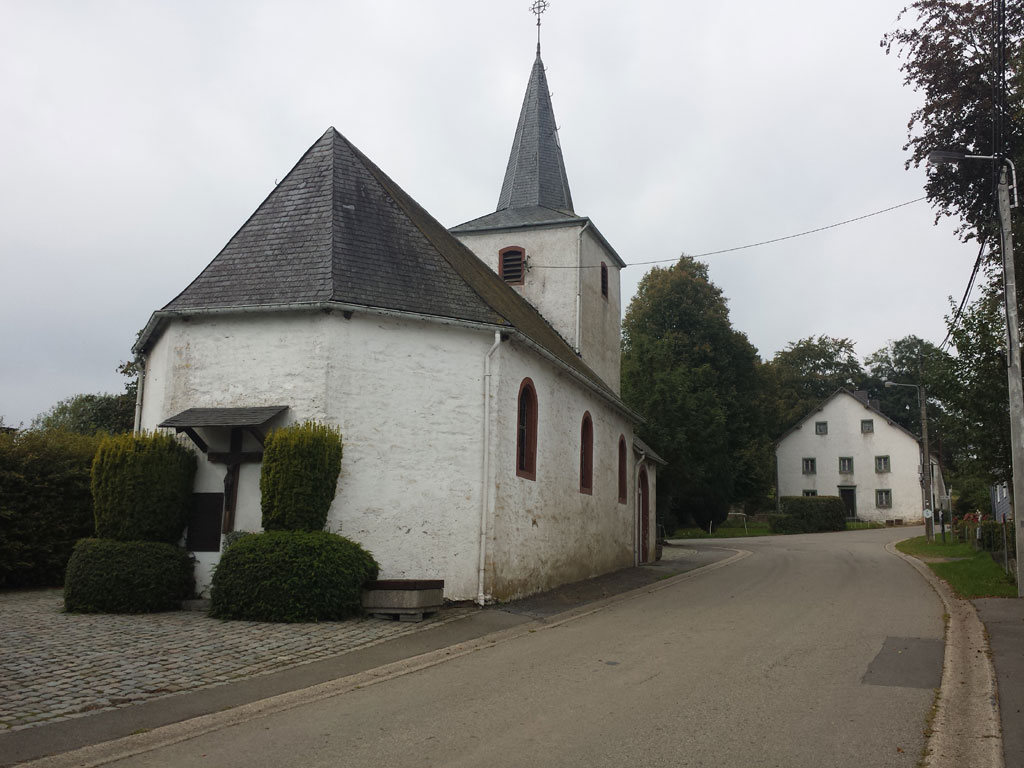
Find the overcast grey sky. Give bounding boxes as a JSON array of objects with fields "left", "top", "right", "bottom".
[{"left": 0, "top": 1, "right": 978, "bottom": 427}]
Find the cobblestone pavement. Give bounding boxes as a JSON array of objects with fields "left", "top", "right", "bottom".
[{"left": 0, "top": 590, "right": 477, "bottom": 732}]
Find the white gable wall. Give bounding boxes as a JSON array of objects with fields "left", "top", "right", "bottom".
[
  {"left": 776, "top": 394, "right": 926, "bottom": 522},
  {"left": 141, "top": 311, "right": 492, "bottom": 599}
]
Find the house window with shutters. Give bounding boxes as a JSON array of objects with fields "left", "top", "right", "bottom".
[
  {"left": 517, "top": 378, "right": 538, "bottom": 480},
  {"left": 499, "top": 246, "right": 526, "bottom": 285},
  {"left": 580, "top": 412, "right": 593, "bottom": 494}
]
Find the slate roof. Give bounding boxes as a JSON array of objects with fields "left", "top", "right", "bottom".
[
  {"left": 136, "top": 128, "right": 630, "bottom": 410},
  {"left": 161, "top": 129, "right": 502, "bottom": 325},
  {"left": 158, "top": 406, "right": 288, "bottom": 429},
  {"left": 633, "top": 436, "right": 667, "bottom": 466},
  {"left": 498, "top": 49, "right": 573, "bottom": 214},
  {"left": 449, "top": 51, "right": 626, "bottom": 270},
  {"left": 451, "top": 204, "right": 584, "bottom": 233}
]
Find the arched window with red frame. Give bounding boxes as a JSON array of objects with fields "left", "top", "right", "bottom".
[
  {"left": 618, "top": 435, "right": 627, "bottom": 503},
  {"left": 517, "top": 378, "right": 538, "bottom": 480},
  {"left": 580, "top": 411, "right": 593, "bottom": 494}
]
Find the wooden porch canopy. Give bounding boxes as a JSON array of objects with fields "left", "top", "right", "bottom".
[{"left": 159, "top": 406, "right": 288, "bottom": 532}]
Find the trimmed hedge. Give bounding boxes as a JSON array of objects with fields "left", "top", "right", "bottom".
[
  {"left": 91, "top": 433, "right": 196, "bottom": 543},
  {"left": 64, "top": 538, "right": 194, "bottom": 613},
  {"left": 210, "top": 531, "right": 378, "bottom": 622},
  {"left": 769, "top": 496, "right": 846, "bottom": 534},
  {"left": 0, "top": 430, "right": 102, "bottom": 588},
  {"left": 260, "top": 422, "right": 343, "bottom": 532}
]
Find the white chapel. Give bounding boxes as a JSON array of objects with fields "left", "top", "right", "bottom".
[{"left": 133, "top": 40, "right": 662, "bottom": 603}]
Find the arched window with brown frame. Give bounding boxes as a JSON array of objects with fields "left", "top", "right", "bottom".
[
  {"left": 618, "top": 435, "right": 627, "bottom": 503},
  {"left": 580, "top": 411, "right": 593, "bottom": 494},
  {"left": 517, "top": 378, "right": 538, "bottom": 480}
]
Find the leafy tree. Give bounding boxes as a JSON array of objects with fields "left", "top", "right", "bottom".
[
  {"left": 883, "top": 1, "right": 1023, "bottom": 512},
  {"left": 863, "top": 335, "right": 951, "bottom": 435},
  {"left": 881, "top": 0, "right": 1023, "bottom": 243},
  {"left": 31, "top": 392, "right": 134, "bottom": 435},
  {"left": 763, "top": 336, "right": 865, "bottom": 437},
  {"left": 622, "top": 257, "right": 771, "bottom": 530},
  {"left": 935, "top": 274, "right": 1013, "bottom": 485}
]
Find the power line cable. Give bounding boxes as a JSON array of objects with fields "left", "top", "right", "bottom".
[
  {"left": 939, "top": 237, "right": 987, "bottom": 353},
  {"left": 528, "top": 196, "right": 929, "bottom": 269}
]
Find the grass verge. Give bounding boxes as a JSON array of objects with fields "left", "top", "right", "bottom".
[{"left": 896, "top": 535, "right": 1017, "bottom": 598}]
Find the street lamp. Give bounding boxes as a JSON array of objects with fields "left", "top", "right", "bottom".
[
  {"left": 927, "top": 150, "right": 1022, "bottom": 591},
  {"left": 884, "top": 380, "right": 934, "bottom": 541}
]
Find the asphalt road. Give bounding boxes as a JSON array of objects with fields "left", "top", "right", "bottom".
[{"left": 72, "top": 528, "right": 943, "bottom": 768}]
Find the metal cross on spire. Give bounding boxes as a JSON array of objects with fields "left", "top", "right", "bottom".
[{"left": 530, "top": 0, "right": 549, "bottom": 53}]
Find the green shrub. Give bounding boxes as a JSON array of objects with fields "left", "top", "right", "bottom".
[
  {"left": 260, "top": 422, "right": 343, "bottom": 532},
  {"left": 91, "top": 432, "right": 196, "bottom": 543},
  {"left": 64, "top": 538, "right": 194, "bottom": 613},
  {"left": 769, "top": 496, "right": 846, "bottom": 534},
  {"left": 210, "top": 530, "right": 378, "bottom": 622},
  {"left": 0, "top": 430, "right": 103, "bottom": 588}
]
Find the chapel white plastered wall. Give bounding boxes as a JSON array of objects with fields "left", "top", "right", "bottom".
[
  {"left": 484, "top": 339, "right": 637, "bottom": 601},
  {"left": 140, "top": 311, "right": 491, "bottom": 599}
]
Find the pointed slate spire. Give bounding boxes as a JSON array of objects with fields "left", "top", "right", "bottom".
[{"left": 496, "top": 50, "right": 574, "bottom": 214}]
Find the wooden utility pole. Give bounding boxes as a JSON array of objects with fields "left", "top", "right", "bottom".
[{"left": 995, "top": 164, "right": 1024, "bottom": 594}]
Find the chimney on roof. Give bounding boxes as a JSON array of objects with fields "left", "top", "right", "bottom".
[{"left": 853, "top": 390, "right": 869, "bottom": 404}]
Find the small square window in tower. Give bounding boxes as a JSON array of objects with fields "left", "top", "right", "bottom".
[{"left": 499, "top": 246, "right": 525, "bottom": 285}]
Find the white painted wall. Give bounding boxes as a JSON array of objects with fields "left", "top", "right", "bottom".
[
  {"left": 485, "top": 339, "right": 636, "bottom": 601},
  {"left": 454, "top": 223, "right": 622, "bottom": 392},
  {"left": 141, "top": 311, "right": 490, "bottom": 599},
  {"left": 776, "top": 393, "right": 932, "bottom": 522},
  {"left": 578, "top": 229, "right": 622, "bottom": 393}
]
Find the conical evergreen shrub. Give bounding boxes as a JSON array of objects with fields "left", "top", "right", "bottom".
[{"left": 260, "top": 422, "right": 343, "bottom": 531}]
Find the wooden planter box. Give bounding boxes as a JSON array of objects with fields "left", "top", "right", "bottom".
[{"left": 362, "top": 579, "right": 444, "bottom": 622}]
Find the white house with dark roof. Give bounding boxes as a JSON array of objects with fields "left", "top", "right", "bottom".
[
  {"left": 133, "top": 43, "right": 662, "bottom": 603},
  {"left": 775, "top": 389, "right": 945, "bottom": 524}
]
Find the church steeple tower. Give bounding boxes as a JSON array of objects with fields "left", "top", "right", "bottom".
[
  {"left": 496, "top": 48, "right": 574, "bottom": 214},
  {"left": 451, "top": 3, "right": 626, "bottom": 394}
]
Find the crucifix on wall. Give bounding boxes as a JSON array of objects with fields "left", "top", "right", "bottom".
[{"left": 158, "top": 406, "right": 288, "bottom": 535}]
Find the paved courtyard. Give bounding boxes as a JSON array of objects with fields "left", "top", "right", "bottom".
[{"left": 0, "top": 589, "right": 476, "bottom": 731}]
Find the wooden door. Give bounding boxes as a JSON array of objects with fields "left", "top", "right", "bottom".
[{"left": 639, "top": 467, "right": 650, "bottom": 563}]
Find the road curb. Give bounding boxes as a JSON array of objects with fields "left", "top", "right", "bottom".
[
  {"left": 886, "top": 540, "right": 1004, "bottom": 768},
  {"left": 13, "top": 547, "right": 750, "bottom": 768}
]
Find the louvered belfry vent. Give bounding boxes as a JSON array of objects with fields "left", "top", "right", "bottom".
[{"left": 500, "top": 248, "right": 525, "bottom": 284}]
